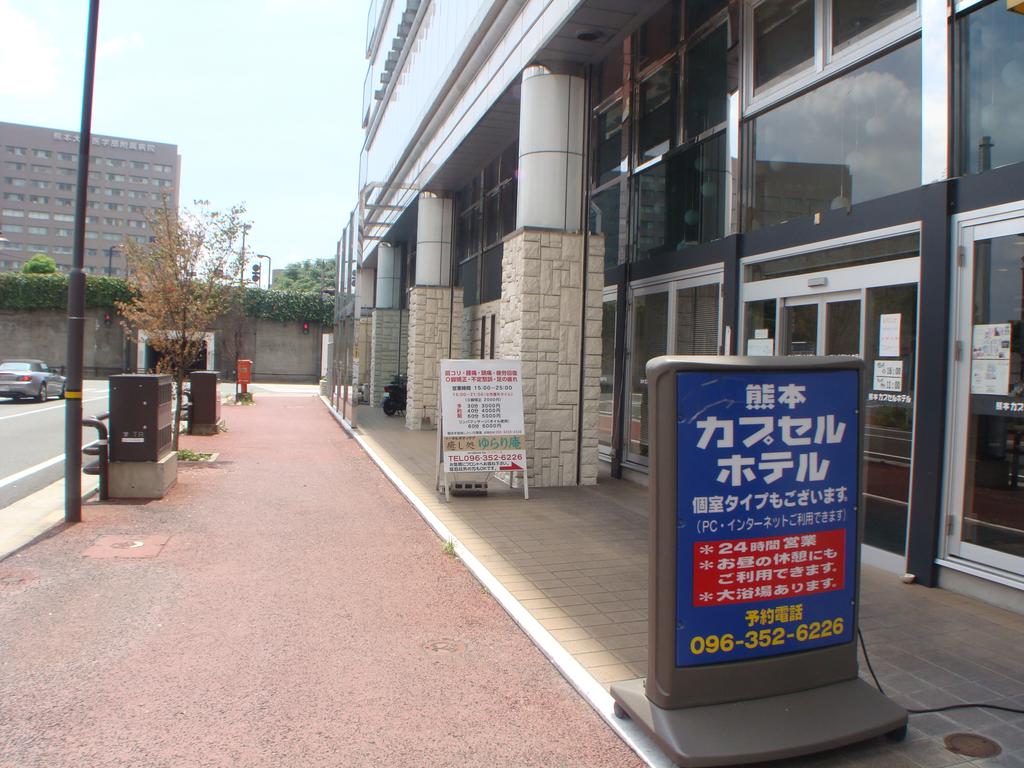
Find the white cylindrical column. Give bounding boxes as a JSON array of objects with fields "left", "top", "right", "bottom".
[
  {"left": 375, "top": 245, "right": 400, "bottom": 309},
  {"left": 415, "top": 194, "right": 453, "bottom": 286},
  {"left": 516, "top": 66, "right": 585, "bottom": 232}
]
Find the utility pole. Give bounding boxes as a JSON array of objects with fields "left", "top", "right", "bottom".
[
  {"left": 234, "top": 223, "right": 250, "bottom": 400},
  {"left": 64, "top": 0, "right": 101, "bottom": 525}
]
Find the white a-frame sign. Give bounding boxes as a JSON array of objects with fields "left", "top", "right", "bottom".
[{"left": 436, "top": 359, "right": 529, "bottom": 501}]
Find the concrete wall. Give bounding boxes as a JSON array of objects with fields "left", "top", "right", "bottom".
[
  {"left": 0, "top": 308, "right": 130, "bottom": 377},
  {"left": 0, "top": 309, "right": 322, "bottom": 383}
]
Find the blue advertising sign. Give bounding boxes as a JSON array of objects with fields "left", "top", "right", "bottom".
[{"left": 675, "top": 369, "right": 859, "bottom": 667}]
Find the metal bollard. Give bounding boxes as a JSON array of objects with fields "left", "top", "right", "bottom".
[{"left": 82, "top": 411, "right": 110, "bottom": 501}]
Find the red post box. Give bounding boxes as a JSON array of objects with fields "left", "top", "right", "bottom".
[{"left": 237, "top": 359, "right": 252, "bottom": 394}]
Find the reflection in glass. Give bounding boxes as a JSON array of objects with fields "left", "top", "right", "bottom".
[
  {"left": 833, "top": 0, "right": 914, "bottom": 51},
  {"left": 591, "top": 184, "right": 626, "bottom": 270},
  {"left": 595, "top": 44, "right": 625, "bottom": 105},
  {"left": 744, "top": 299, "right": 777, "bottom": 355},
  {"left": 825, "top": 299, "right": 861, "bottom": 356},
  {"left": 754, "top": 0, "right": 814, "bottom": 90},
  {"left": 634, "top": 133, "right": 726, "bottom": 261},
  {"left": 962, "top": 234, "right": 1024, "bottom": 561},
  {"left": 599, "top": 299, "right": 617, "bottom": 453},
  {"left": 863, "top": 283, "right": 917, "bottom": 553},
  {"left": 594, "top": 102, "right": 625, "bottom": 186},
  {"left": 637, "top": 1, "right": 677, "bottom": 71},
  {"left": 745, "top": 233, "right": 919, "bottom": 282},
  {"left": 684, "top": 24, "right": 728, "bottom": 140},
  {"left": 961, "top": 3, "right": 1024, "bottom": 175},
  {"left": 748, "top": 39, "right": 921, "bottom": 230},
  {"left": 783, "top": 303, "right": 818, "bottom": 355},
  {"left": 686, "top": 0, "right": 727, "bottom": 36},
  {"left": 639, "top": 67, "right": 675, "bottom": 159},
  {"left": 628, "top": 292, "right": 668, "bottom": 462},
  {"left": 675, "top": 284, "right": 719, "bottom": 354}
]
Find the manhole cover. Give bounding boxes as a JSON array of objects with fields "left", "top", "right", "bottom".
[
  {"left": 110, "top": 540, "right": 146, "bottom": 550},
  {"left": 944, "top": 733, "right": 1001, "bottom": 758},
  {"left": 424, "top": 639, "right": 465, "bottom": 654}
]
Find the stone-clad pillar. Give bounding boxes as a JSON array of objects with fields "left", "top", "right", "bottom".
[
  {"left": 516, "top": 66, "right": 585, "bottom": 232},
  {"left": 370, "top": 244, "right": 406, "bottom": 407},
  {"left": 407, "top": 194, "right": 458, "bottom": 429}
]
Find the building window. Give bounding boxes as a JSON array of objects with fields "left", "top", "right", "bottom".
[
  {"left": 31, "top": 180, "right": 49, "bottom": 189},
  {"left": 28, "top": 211, "right": 50, "bottom": 220},
  {"left": 56, "top": 198, "right": 74, "bottom": 207},
  {"left": 5, "top": 161, "right": 25, "bottom": 171},
  {"left": 746, "top": 38, "right": 921, "bottom": 230},
  {"left": 455, "top": 141, "right": 517, "bottom": 307},
  {"left": 30, "top": 164, "right": 49, "bottom": 173},
  {"left": 594, "top": 101, "right": 625, "bottom": 187},
  {"left": 57, "top": 152, "right": 76, "bottom": 162},
  {"left": 959, "top": 1, "right": 1024, "bottom": 175},
  {"left": 636, "top": 2, "right": 678, "bottom": 72},
  {"left": 753, "top": 0, "right": 815, "bottom": 91},
  {"left": 5, "top": 177, "right": 27, "bottom": 187},
  {"left": 32, "top": 149, "right": 51, "bottom": 158},
  {"left": 28, "top": 195, "right": 48, "bottom": 205},
  {"left": 3, "top": 193, "right": 24, "bottom": 201},
  {"left": 27, "top": 226, "right": 47, "bottom": 235},
  {"left": 683, "top": 22, "right": 728, "bottom": 141},
  {"left": 833, "top": 0, "right": 915, "bottom": 52},
  {"left": 686, "top": 0, "right": 727, "bottom": 35},
  {"left": 56, "top": 182, "right": 74, "bottom": 191},
  {"left": 6, "top": 146, "right": 27, "bottom": 155},
  {"left": 2, "top": 208, "right": 25, "bottom": 217},
  {"left": 4, "top": 224, "right": 23, "bottom": 233},
  {"left": 591, "top": 184, "right": 627, "bottom": 269},
  {"left": 56, "top": 228, "right": 72, "bottom": 237},
  {"left": 637, "top": 66, "right": 675, "bottom": 160},
  {"left": 633, "top": 132, "right": 727, "bottom": 260},
  {"left": 54, "top": 213, "right": 74, "bottom": 222}
]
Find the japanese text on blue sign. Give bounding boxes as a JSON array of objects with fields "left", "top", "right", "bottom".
[{"left": 675, "top": 370, "right": 859, "bottom": 667}]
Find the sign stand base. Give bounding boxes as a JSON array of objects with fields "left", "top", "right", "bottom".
[{"left": 610, "top": 677, "right": 907, "bottom": 767}]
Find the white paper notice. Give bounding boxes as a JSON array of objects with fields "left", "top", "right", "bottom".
[
  {"left": 879, "top": 314, "right": 901, "bottom": 357},
  {"left": 746, "top": 338, "right": 774, "bottom": 356},
  {"left": 873, "top": 360, "right": 903, "bottom": 392},
  {"left": 971, "top": 323, "right": 1012, "bottom": 396}
]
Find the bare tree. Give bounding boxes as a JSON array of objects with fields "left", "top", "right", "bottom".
[{"left": 117, "top": 200, "right": 247, "bottom": 448}]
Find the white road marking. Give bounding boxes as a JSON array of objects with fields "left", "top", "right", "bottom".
[
  {"left": 0, "top": 453, "right": 65, "bottom": 490},
  {"left": 0, "top": 395, "right": 107, "bottom": 422}
]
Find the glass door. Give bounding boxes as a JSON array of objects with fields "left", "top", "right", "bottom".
[
  {"left": 947, "top": 216, "right": 1024, "bottom": 576},
  {"left": 743, "top": 247, "right": 920, "bottom": 558},
  {"left": 624, "top": 270, "right": 722, "bottom": 466}
]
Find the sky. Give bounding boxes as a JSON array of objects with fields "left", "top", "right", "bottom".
[{"left": 0, "top": 0, "right": 367, "bottom": 268}]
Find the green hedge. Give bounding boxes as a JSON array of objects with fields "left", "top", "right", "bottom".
[{"left": 0, "top": 273, "right": 333, "bottom": 324}]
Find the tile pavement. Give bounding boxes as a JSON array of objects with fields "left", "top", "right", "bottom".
[{"left": 343, "top": 404, "right": 1024, "bottom": 767}]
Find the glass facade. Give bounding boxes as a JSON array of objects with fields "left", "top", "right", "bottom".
[
  {"left": 747, "top": 39, "right": 921, "bottom": 230},
  {"left": 960, "top": 0, "right": 1024, "bottom": 175}
]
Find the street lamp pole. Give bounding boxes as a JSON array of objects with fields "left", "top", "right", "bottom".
[
  {"left": 65, "top": 0, "right": 101, "bottom": 525},
  {"left": 106, "top": 243, "right": 120, "bottom": 276},
  {"left": 235, "top": 224, "right": 250, "bottom": 400},
  {"left": 256, "top": 254, "right": 272, "bottom": 289}
]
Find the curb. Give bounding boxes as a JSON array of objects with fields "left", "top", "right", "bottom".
[
  {"left": 0, "top": 481, "right": 99, "bottom": 563},
  {"left": 319, "top": 395, "right": 671, "bottom": 768}
]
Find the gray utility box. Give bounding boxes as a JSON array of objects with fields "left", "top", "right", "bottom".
[
  {"left": 188, "top": 370, "right": 221, "bottom": 435},
  {"left": 109, "top": 374, "right": 173, "bottom": 462}
]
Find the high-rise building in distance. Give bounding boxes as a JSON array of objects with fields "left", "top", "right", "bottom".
[{"left": 0, "top": 120, "right": 180, "bottom": 275}]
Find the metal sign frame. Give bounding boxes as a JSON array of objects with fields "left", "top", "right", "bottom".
[{"left": 611, "top": 355, "right": 906, "bottom": 767}]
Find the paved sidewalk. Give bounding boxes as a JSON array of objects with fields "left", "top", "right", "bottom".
[
  {"left": 0, "top": 395, "right": 641, "bottom": 768},
  {"left": 343, "top": 404, "right": 1024, "bottom": 768}
]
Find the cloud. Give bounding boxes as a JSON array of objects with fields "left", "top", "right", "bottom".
[
  {"left": 0, "top": 0, "right": 60, "bottom": 96},
  {"left": 98, "top": 31, "right": 144, "bottom": 59}
]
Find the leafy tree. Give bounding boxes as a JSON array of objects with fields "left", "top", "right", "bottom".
[
  {"left": 22, "top": 253, "right": 57, "bottom": 274},
  {"left": 117, "top": 200, "right": 247, "bottom": 449},
  {"left": 271, "top": 258, "right": 336, "bottom": 293}
]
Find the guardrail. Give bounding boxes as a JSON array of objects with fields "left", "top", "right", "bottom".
[{"left": 82, "top": 411, "right": 109, "bottom": 501}]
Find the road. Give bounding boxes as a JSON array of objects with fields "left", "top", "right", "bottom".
[{"left": 0, "top": 380, "right": 109, "bottom": 510}]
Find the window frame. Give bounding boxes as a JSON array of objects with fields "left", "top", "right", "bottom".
[{"left": 743, "top": 0, "right": 921, "bottom": 117}]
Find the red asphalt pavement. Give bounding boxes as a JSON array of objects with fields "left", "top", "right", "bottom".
[{"left": 0, "top": 395, "right": 642, "bottom": 768}]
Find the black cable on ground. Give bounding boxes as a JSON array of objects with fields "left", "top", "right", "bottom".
[{"left": 857, "top": 625, "right": 1024, "bottom": 717}]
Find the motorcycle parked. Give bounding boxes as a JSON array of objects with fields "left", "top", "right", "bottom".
[{"left": 381, "top": 374, "right": 407, "bottom": 416}]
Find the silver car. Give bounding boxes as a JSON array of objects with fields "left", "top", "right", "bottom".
[{"left": 0, "top": 359, "right": 66, "bottom": 401}]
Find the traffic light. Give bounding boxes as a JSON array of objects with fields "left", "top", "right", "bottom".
[{"left": 251, "top": 263, "right": 261, "bottom": 284}]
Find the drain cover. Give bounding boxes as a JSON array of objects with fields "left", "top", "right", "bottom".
[
  {"left": 944, "top": 733, "right": 1001, "bottom": 759},
  {"left": 424, "top": 639, "right": 465, "bottom": 654}
]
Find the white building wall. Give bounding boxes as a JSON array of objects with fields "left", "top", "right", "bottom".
[{"left": 361, "top": 0, "right": 586, "bottom": 259}]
